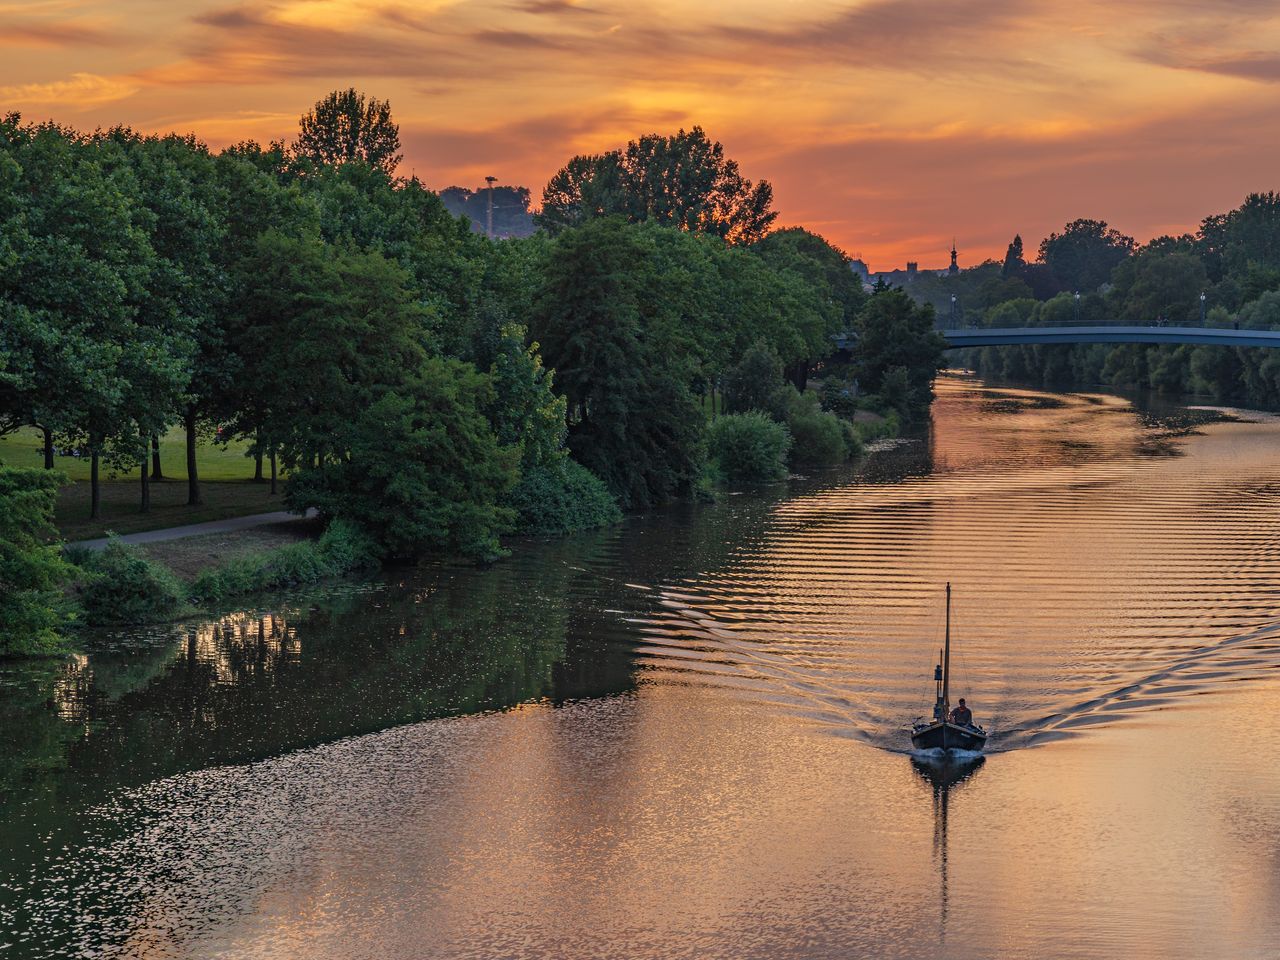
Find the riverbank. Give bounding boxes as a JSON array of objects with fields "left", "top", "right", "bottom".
[{"left": 35, "top": 399, "right": 908, "bottom": 653}]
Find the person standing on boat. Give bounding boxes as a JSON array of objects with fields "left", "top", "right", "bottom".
[{"left": 950, "top": 698, "right": 973, "bottom": 727}]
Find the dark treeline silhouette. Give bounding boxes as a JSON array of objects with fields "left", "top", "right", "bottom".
[{"left": 437, "top": 185, "right": 535, "bottom": 238}]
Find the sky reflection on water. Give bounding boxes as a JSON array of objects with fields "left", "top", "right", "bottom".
[{"left": 3, "top": 375, "right": 1280, "bottom": 959}]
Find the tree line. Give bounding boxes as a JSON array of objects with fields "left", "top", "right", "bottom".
[
  {"left": 904, "top": 201, "right": 1280, "bottom": 406},
  {"left": 0, "top": 89, "right": 946, "bottom": 653}
]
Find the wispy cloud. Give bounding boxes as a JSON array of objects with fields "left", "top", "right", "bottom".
[{"left": 0, "top": 71, "right": 139, "bottom": 105}]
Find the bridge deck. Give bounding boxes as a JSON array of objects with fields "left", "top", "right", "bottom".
[{"left": 940, "top": 325, "right": 1280, "bottom": 349}]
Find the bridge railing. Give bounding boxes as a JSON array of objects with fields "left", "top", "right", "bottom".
[{"left": 933, "top": 316, "right": 1247, "bottom": 333}]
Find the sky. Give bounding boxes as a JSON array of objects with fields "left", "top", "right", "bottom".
[{"left": 3, "top": 0, "right": 1280, "bottom": 268}]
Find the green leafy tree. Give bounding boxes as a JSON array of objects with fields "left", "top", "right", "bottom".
[
  {"left": 530, "top": 218, "right": 705, "bottom": 508},
  {"left": 0, "top": 119, "right": 154, "bottom": 518},
  {"left": 0, "top": 466, "right": 70, "bottom": 655},
  {"left": 1109, "top": 247, "right": 1208, "bottom": 323},
  {"left": 294, "top": 89, "right": 402, "bottom": 176},
  {"left": 753, "top": 227, "right": 866, "bottom": 382},
  {"left": 99, "top": 130, "right": 224, "bottom": 509},
  {"left": 853, "top": 289, "right": 947, "bottom": 416},
  {"left": 1038, "top": 218, "right": 1136, "bottom": 293},
  {"left": 286, "top": 361, "right": 519, "bottom": 561},
  {"left": 539, "top": 127, "right": 776, "bottom": 244},
  {"left": 1198, "top": 192, "right": 1280, "bottom": 286},
  {"left": 722, "top": 340, "right": 789, "bottom": 417},
  {"left": 233, "top": 231, "right": 432, "bottom": 472}
]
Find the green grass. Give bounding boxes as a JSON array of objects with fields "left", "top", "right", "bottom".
[
  {"left": 0, "top": 426, "right": 265, "bottom": 481},
  {"left": 55, "top": 480, "right": 289, "bottom": 543},
  {"left": 0, "top": 427, "right": 294, "bottom": 542}
]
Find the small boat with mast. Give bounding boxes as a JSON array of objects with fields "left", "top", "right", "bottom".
[{"left": 911, "top": 583, "right": 987, "bottom": 753}]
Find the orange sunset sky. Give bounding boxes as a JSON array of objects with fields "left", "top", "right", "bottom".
[{"left": 2, "top": 0, "right": 1278, "bottom": 267}]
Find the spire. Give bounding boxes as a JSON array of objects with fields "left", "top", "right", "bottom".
[{"left": 948, "top": 239, "right": 958, "bottom": 275}]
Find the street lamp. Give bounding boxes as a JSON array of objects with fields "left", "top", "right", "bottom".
[
  {"left": 1200, "top": 291, "right": 1207, "bottom": 325},
  {"left": 1074, "top": 291, "right": 1080, "bottom": 323},
  {"left": 950, "top": 294, "right": 957, "bottom": 328},
  {"left": 484, "top": 175, "right": 497, "bottom": 239}
]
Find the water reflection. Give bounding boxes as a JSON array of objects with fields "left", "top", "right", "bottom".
[
  {"left": 5, "top": 375, "right": 1280, "bottom": 958},
  {"left": 911, "top": 754, "right": 986, "bottom": 935}
]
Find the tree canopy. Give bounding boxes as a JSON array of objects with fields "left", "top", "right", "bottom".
[
  {"left": 294, "top": 88, "right": 402, "bottom": 176},
  {"left": 538, "top": 127, "right": 777, "bottom": 244}
]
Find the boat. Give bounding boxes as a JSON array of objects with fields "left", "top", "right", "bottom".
[{"left": 910, "top": 583, "right": 988, "bottom": 753}]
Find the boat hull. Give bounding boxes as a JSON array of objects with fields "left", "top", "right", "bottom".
[{"left": 910, "top": 720, "right": 987, "bottom": 752}]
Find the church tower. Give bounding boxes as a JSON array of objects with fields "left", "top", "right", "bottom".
[{"left": 949, "top": 240, "right": 959, "bottom": 275}]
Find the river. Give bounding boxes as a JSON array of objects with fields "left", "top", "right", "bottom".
[{"left": 3, "top": 374, "right": 1280, "bottom": 959}]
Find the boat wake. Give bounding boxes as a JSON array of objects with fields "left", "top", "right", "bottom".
[{"left": 625, "top": 583, "right": 1280, "bottom": 756}]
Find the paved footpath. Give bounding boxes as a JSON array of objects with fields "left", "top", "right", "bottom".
[{"left": 72, "top": 509, "right": 316, "bottom": 551}]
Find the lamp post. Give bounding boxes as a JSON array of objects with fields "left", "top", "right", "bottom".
[
  {"left": 485, "top": 175, "right": 497, "bottom": 239},
  {"left": 1074, "top": 291, "right": 1080, "bottom": 324},
  {"left": 1200, "top": 291, "right": 1206, "bottom": 325},
  {"left": 950, "top": 294, "right": 957, "bottom": 329}
]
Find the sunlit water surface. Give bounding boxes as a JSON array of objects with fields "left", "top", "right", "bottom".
[{"left": 4, "top": 375, "right": 1280, "bottom": 959}]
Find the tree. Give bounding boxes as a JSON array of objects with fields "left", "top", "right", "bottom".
[
  {"left": 0, "top": 466, "right": 70, "bottom": 656},
  {"left": 99, "top": 130, "right": 223, "bottom": 509},
  {"left": 538, "top": 127, "right": 777, "bottom": 244},
  {"left": 722, "top": 341, "right": 788, "bottom": 416},
  {"left": 233, "top": 231, "right": 432, "bottom": 474},
  {"left": 537, "top": 153, "right": 624, "bottom": 233},
  {"left": 1038, "top": 219, "right": 1136, "bottom": 293},
  {"left": 294, "top": 88, "right": 401, "bottom": 176},
  {"left": 0, "top": 118, "right": 154, "bottom": 518},
  {"left": 530, "top": 218, "right": 705, "bottom": 508},
  {"left": 286, "top": 361, "right": 519, "bottom": 561},
  {"left": 753, "top": 227, "right": 866, "bottom": 382},
  {"left": 853, "top": 288, "right": 947, "bottom": 415},
  {"left": 1002, "top": 234, "right": 1025, "bottom": 278},
  {"left": 1109, "top": 248, "right": 1208, "bottom": 324}
]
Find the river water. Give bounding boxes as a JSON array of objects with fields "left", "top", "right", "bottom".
[{"left": 4, "top": 374, "right": 1280, "bottom": 959}]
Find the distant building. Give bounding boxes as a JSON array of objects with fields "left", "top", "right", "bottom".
[{"left": 850, "top": 243, "right": 961, "bottom": 289}]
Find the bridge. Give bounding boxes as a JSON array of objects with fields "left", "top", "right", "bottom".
[
  {"left": 939, "top": 325, "right": 1280, "bottom": 350},
  {"left": 834, "top": 324, "right": 1280, "bottom": 352}
]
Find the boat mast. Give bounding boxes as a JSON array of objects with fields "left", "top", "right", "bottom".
[{"left": 941, "top": 582, "right": 952, "bottom": 721}]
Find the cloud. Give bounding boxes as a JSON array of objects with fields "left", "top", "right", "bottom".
[
  {"left": 0, "top": 21, "right": 126, "bottom": 47},
  {"left": 0, "top": 72, "right": 139, "bottom": 106},
  {"left": 513, "top": 0, "right": 603, "bottom": 15}
]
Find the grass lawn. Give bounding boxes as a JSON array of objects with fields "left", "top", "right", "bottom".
[
  {"left": 0, "top": 426, "right": 295, "bottom": 542},
  {"left": 0, "top": 425, "right": 263, "bottom": 481},
  {"left": 56, "top": 480, "right": 291, "bottom": 543}
]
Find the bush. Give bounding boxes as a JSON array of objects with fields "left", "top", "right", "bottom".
[
  {"left": 189, "top": 519, "right": 380, "bottom": 604},
  {"left": 0, "top": 467, "right": 72, "bottom": 656},
  {"left": 76, "top": 537, "right": 186, "bottom": 627},
  {"left": 509, "top": 459, "right": 622, "bottom": 536},
  {"left": 707, "top": 412, "right": 791, "bottom": 483},
  {"left": 783, "top": 390, "right": 852, "bottom": 465}
]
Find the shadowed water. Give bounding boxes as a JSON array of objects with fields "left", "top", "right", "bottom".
[{"left": 3, "top": 374, "right": 1280, "bottom": 959}]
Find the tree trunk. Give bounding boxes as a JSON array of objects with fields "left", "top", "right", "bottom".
[
  {"left": 42, "top": 426, "right": 54, "bottom": 469},
  {"left": 270, "top": 447, "right": 278, "bottom": 495},
  {"left": 140, "top": 431, "right": 151, "bottom": 513},
  {"left": 151, "top": 434, "right": 164, "bottom": 480},
  {"left": 253, "top": 432, "right": 264, "bottom": 482},
  {"left": 185, "top": 407, "right": 202, "bottom": 506},
  {"left": 90, "top": 448, "right": 101, "bottom": 520}
]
